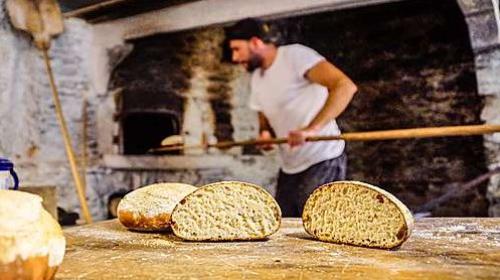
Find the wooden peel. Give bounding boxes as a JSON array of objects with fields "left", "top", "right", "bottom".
[
  {"left": 6, "top": 0, "right": 93, "bottom": 224},
  {"left": 151, "top": 124, "right": 500, "bottom": 153},
  {"left": 6, "top": 0, "right": 63, "bottom": 49}
]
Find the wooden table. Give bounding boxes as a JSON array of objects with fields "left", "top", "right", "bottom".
[{"left": 58, "top": 218, "right": 500, "bottom": 279}]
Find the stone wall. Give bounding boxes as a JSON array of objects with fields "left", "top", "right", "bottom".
[{"left": 0, "top": 1, "right": 100, "bottom": 216}]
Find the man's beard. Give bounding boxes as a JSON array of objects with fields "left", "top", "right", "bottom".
[{"left": 246, "top": 52, "right": 263, "bottom": 72}]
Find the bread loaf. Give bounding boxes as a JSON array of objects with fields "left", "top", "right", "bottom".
[
  {"left": 0, "top": 190, "right": 65, "bottom": 280},
  {"left": 171, "top": 181, "right": 281, "bottom": 241},
  {"left": 117, "top": 183, "right": 197, "bottom": 231},
  {"left": 302, "top": 181, "right": 414, "bottom": 249}
]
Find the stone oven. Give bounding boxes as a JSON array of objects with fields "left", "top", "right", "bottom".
[{"left": 1, "top": 0, "right": 499, "bottom": 220}]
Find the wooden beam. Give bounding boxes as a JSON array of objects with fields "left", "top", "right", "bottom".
[
  {"left": 103, "top": 154, "right": 234, "bottom": 170},
  {"left": 63, "top": 0, "right": 131, "bottom": 18},
  {"left": 94, "top": 0, "right": 406, "bottom": 40}
]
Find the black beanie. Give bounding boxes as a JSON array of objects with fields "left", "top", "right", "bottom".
[{"left": 224, "top": 18, "right": 272, "bottom": 41}]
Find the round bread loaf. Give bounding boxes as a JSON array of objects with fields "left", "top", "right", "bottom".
[
  {"left": 302, "top": 181, "right": 414, "bottom": 249},
  {"left": 117, "top": 183, "right": 197, "bottom": 231},
  {"left": 171, "top": 181, "right": 282, "bottom": 241},
  {"left": 0, "top": 190, "right": 66, "bottom": 280}
]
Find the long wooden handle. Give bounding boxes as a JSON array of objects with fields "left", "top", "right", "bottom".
[
  {"left": 313, "top": 124, "right": 500, "bottom": 141},
  {"left": 151, "top": 124, "right": 500, "bottom": 152},
  {"left": 43, "top": 49, "right": 93, "bottom": 224}
]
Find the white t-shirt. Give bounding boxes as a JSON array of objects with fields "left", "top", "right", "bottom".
[{"left": 249, "top": 44, "right": 345, "bottom": 174}]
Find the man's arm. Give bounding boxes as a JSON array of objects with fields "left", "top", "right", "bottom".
[
  {"left": 258, "top": 112, "right": 272, "bottom": 135},
  {"left": 288, "top": 60, "right": 358, "bottom": 147},
  {"left": 258, "top": 112, "right": 275, "bottom": 150}
]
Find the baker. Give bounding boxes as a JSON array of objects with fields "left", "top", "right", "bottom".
[{"left": 225, "top": 18, "right": 358, "bottom": 217}]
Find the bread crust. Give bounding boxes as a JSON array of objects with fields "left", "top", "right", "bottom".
[
  {"left": 118, "top": 211, "right": 172, "bottom": 232},
  {"left": 302, "top": 181, "right": 414, "bottom": 249},
  {"left": 0, "top": 256, "right": 58, "bottom": 280},
  {"left": 117, "top": 183, "right": 197, "bottom": 232}
]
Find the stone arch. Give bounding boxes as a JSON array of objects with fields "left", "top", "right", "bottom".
[{"left": 457, "top": 0, "right": 500, "bottom": 216}]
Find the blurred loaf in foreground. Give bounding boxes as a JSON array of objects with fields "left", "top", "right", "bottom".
[{"left": 0, "top": 190, "right": 65, "bottom": 280}]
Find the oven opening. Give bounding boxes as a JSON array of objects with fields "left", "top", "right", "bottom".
[{"left": 122, "top": 111, "right": 181, "bottom": 155}]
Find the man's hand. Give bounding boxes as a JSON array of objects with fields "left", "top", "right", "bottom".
[
  {"left": 258, "top": 130, "right": 274, "bottom": 151},
  {"left": 288, "top": 128, "right": 318, "bottom": 148}
]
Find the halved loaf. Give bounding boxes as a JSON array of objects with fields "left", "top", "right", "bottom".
[
  {"left": 171, "top": 181, "right": 281, "bottom": 241},
  {"left": 117, "top": 183, "right": 197, "bottom": 231},
  {"left": 302, "top": 181, "right": 414, "bottom": 249}
]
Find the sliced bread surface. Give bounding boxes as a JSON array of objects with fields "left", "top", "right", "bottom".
[
  {"left": 117, "top": 183, "right": 197, "bottom": 231},
  {"left": 302, "top": 181, "right": 414, "bottom": 249},
  {"left": 171, "top": 181, "right": 281, "bottom": 241}
]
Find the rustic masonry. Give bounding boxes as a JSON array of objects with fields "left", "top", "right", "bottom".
[
  {"left": 463, "top": 0, "right": 500, "bottom": 216},
  {"left": 0, "top": 0, "right": 499, "bottom": 220}
]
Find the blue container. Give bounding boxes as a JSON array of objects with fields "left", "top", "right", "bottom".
[{"left": 0, "top": 158, "right": 19, "bottom": 190}]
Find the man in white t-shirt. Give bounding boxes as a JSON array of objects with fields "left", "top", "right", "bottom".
[{"left": 225, "top": 18, "right": 358, "bottom": 217}]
